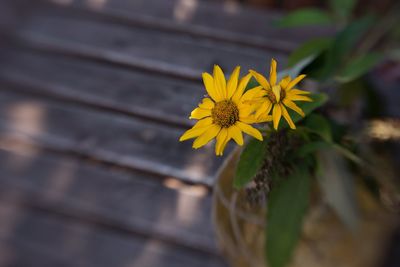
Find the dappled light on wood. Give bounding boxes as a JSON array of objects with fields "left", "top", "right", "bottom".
[
  {"left": 173, "top": 0, "right": 198, "bottom": 22},
  {"left": 86, "top": 0, "right": 108, "bottom": 10},
  {"left": 367, "top": 119, "right": 400, "bottom": 141},
  {"left": 164, "top": 177, "right": 208, "bottom": 226}
]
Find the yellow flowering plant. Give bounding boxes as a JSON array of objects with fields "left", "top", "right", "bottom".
[
  {"left": 179, "top": 65, "right": 271, "bottom": 156},
  {"left": 179, "top": 60, "right": 324, "bottom": 156},
  {"left": 179, "top": 1, "right": 399, "bottom": 266},
  {"left": 178, "top": 56, "right": 332, "bottom": 261},
  {"left": 178, "top": 54, "right": 383, "bottom": 267}
]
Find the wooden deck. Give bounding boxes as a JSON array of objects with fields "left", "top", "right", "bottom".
[{"left": 0, "top": 0, "right": 331, "bottom": 266}]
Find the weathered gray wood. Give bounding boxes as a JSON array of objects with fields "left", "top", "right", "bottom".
[
  {"left": 0, "top": 47, "right": 204, "bottom": 128},
  {"left": 0, "top": 200, "right": 227, "bottom": 267},
  {"left": 0, "top": 89, "right": 228, "bottom": 186},
  {"left": 16, "top": 5, "right": 287, "bottom": 80},
  {"left": 0, "top": 0, "right": 30, "bottom": 36},
  {"left": 0, "top": 143, "right": 217, "bottom": 253},
  {"left": 42, "top": 0, "right": 332, "bottom": 52}
]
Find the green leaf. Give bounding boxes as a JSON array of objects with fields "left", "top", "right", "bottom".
[
  {"left": 288, "top": 37, "right": 333, "bottom": 67},
  {"left": 277, "top": 8, "right": 333, "bottom": 28},
  {"left": 266, "top": 167, "right": 311, "bottom": 267},
  {"left": 297, "top": 141, "right": 332, "bottom": 158},
  {"left": 332, "top": 144, "right": 364, "bottom": 166},
  {"left": 303, "top": 16, "right": 375, "bottom": 80},
  {"left": 329, "top": 0, "right": 357, "bottom": 22},
  {"left": 336, "top": 53, "right": 382, "bottom": 83},
  {"left": 331, "top": 15, "right": 375, "bottom": 63},
  {"left": 316, "top": 148, "right": 359, "bottom": 230},
  {"left": 303, "top": 114, "right": 332, "bottom": 142},
  {"left": 245, "top": 76, "right": 260, "bottom": 91},
  {"left": 233, "top": 139, "right": 267, "bottom": 189}
]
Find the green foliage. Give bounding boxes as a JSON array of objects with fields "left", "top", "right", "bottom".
[
  {"left": 266, "top": 166, "right": 311, "bottom": 267},
  {"left": 287, "top": 38, "right": 333, "bottom": 67},
  {"left": 245, "top": 77, "right": 260, "bottom": 91},
  {"left": 336, "top": 53, "right": 382, "bottom": 82},
  {"left": 332, "top": 15, "right": 375, "bottom": 61},
  {"left": 302, "top": 16, "right": 375, "bottom": 80},
  {"left": 297, "top": 141, "right": 332, "bottom": 158},
  {"left": 303, "top": 114, "right": 332, "bottom": 142},
  {"left": 233, "top": 139, "right": 267, "bottom": 189},
  {"left": 329, "top": 0, "right": 357, "bottom": 23},
  {"left": 316, "top": 148, "right": 359, "bottom": 230},
  {"left": 277, "top": 8, "right": 332, "bottom": 27}
]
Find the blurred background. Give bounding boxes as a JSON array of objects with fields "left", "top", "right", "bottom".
[{"left": 0, "top": 0, "right": 398, "bottom": 267}]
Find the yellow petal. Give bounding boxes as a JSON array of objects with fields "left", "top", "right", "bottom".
[
  {"left": 229, "top": 124, "right": 244, "bottom": 146},
  {"left": 189, "top": 107, "right": 211, "bottom": 119},
  {"left": 272, "top": 85, "right": 281, "bottom": 103},
  {"left": 215, "top": 128, "right": 229, "bottom": 156},
  {"left": 227, "top": 66, "right": 240, "bottom": 99},
  {"left": 193, "top": 117, "right": 213, "bottom": 127},
  {"left": 202, "top": 72, "right": 221, "bottom": 102},
  {"left": 239, "top": 105, "right": 255, "bottom": 117},
  {"left": 179, "top": 124, "right": 212, "bottom": 141},
  {"left": 280, "top": 104, "right": 296, "bottom": 129},
  {"left": 286, "top": 74, "right": 306, "bottom": 91},
  {"left": 232, "top": 73, "right": 252, "bottom": 104},
  {"left": 287, "top": 94, "right": 312, "bottom": 102},
  {"left": 198, "top": 98, "right": 215, "bottom": 109},
  {"left": 272, "top": 104, "right": 282, "bottom": 130},
  {"left": 255, "top": 100, "right": 272, "bottom": 118},
  {"left": 269, "top": 59, "right": 277, "bottom": 86},
  {"left": 239, "top": 116, "right": 257, "bottom": 124},
  {"left": 193, "top": 124, "right": 221, "bottom": 149},
  {"left": 257, "top": 114, "right": 273, "bottom": 123},
  {"left": 249, "top": 70, "right": 271, "bottom": 90},
  {"left": 213, "top": 65, "right": 227, "bottom": 99},
  {"left": 283, "top": 99, "right": 305, "bottom": 117},
  {"left": 239, "top": 86, "right": 264, "bottom": 105},
  {"left": 236, "top": 121, "right": 263, "bottom": 141},
  {"left": 288, "top": 88, "right": 310, "bottom": 95},
  {"left": 279, "top": 75, "right": 291, "bottom": 89}
]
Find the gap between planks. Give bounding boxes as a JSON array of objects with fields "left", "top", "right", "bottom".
[
  {"left": 39, "top": 0, "right": 332, "bottom": 53},
  {"left": 0, "top": 88, "right": 228, "bottom": 187},
  {"left": 0, "top": 140, "right": 220, "bottom": 255},
  {"left": 13, "top": 3, "right": 288, "bottom": 82},
  {"left": 0, "top": 197, "right": 228, "bottom": 267}
]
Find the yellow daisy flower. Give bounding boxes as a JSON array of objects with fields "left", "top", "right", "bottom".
[
  {"left": 179, "top": 65, "right": 271, "bottom": 156},
  {"left": 249, "top": 59, "right": 313, "bottom": 130}
]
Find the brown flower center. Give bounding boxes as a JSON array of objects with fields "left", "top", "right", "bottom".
[
  {"left": 265, "top": 86, "right": 286, "bottom": 104},
  {"left": 212, "top": 100, "right": 239, "bottom": 128}
]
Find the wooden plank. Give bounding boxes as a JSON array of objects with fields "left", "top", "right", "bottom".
[
  {"left": 0, "top": 0, "right": 30, "bottom": 36},
  {"left": 0, "top": 89, "right": 227, "bottom": 186},
  {"left": 43, "top": 0, "right": 332, "bottom": 52},
  {"left": 0, "top": 143, "right": 217, "bottom": 253},
  {"left": 0, "top": 46, "right": 204, "bottom": 128},
  {"left": 0, "top": 200, "right": 227, "bottom": 267},
  {"left": 16, "top": 5, "right": 287, "bottom": 80}
]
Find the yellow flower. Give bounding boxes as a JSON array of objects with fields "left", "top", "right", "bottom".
[
  {"left": 179, "top": 65, "right": 271, "bottom": 156},
  {"left": 250, "top": 59, "right": 313, "bottom": 130}
]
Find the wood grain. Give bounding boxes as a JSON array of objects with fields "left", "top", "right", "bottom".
[
  {"left": 0, "top": 89, "right": 228, "bottom": 186},
  {"left": 43, "top": 0, "right": 333, "bottom": 52},
  {"left": 0, "top": 143, "right": 217, "bottom": 253},
  {"left": 0, "top": 46, "right": 205, "bottom": 128},
  {"left": 0, "top": 200, "right": 227, "bottom": 267},
  {"left": 16, "top": 5, "right": 287, "bottom": 81}
]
